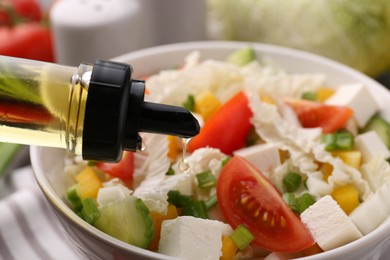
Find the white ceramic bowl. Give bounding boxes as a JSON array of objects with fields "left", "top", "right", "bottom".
[{"left": 31, "top": 41, "right": 390, "bottom": 260}]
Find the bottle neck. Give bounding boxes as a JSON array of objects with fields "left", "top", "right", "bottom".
[{"left": 65, "top": 63, "right": 93, "bottom": 155}]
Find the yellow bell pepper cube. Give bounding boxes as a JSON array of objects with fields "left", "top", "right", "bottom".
[
  {"left": 260, "top": 95, "right": 276, "bottom": 105},
  {"left": 75, "top": 167, "right": 103, "bottom": 199},
  {"left": 331, "top": 184, "right": 360, "bottom": 215},
  {"left": 167, "top": 135, "right": 179, "bottom": 162},
  {"left": 300, "top": 243, "right": 323, "bottom": 257},
  {"left": 220, "top": 235, "right": 238, "bottom": 260},
  {"left": 194, "top": 91, "right": 221, "bottom": 121},
  {"left": 320, "top": 163, "right": 333, "bottom": 182},
  {"left": 316, "top": 87, "right": 335, "bottom": 102},
  {"left": 331, "top": 150, "right": 361, "bottom": 169},
  {"left": 278, "top": 150, "right": 288, "bottom": 164},
  {"left": 148, "top": 204, "right": 178, "bottom": 251}
]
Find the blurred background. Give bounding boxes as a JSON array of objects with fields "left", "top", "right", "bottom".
[
  {"left": 1, "top": 0, "right": 390, "bottom": 181},
  {"left": 1, "top": 0, "right": 390, "bottom": 76}
]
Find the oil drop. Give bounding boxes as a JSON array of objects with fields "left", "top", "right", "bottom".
[{"left": 178, "top": 138, "right": 191, "bottom": 173}]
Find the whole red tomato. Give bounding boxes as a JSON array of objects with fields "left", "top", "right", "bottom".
[
  {"left": 0, "top": 22, "right": 54, "bottom": 62},
  {"left": 0, "top": 0, "right": 54, "bottom": 62},
  {"left": 0, "top": 0, "right": 42, "bottom": 26}
]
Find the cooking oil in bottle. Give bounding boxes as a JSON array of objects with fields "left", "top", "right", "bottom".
[{"left": 0, "top": 56, "right": 91, "bottom": 155}]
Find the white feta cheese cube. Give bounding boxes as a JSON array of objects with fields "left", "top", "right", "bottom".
[
  {"left": 233, "top": 143, "right": 281, "bottom": 173},
  {"left": 158, "top": 216, "right": 233, "bottom": 260},
  {"left": 325, "top": 83, "right": 379, "bottom": 127},
  {"left": 355, "top": 131, "right": 390, "bottom": 163},
  {"left": 300, "top": 195, "right": 362, "bottom": 251}
]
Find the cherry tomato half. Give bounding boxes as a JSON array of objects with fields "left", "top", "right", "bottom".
[
  {"left": 217, "top": 156, "right": 314, "bottom": 252},
  {"left": 284, "top": 98, "right": 353, "bottom": 133}
]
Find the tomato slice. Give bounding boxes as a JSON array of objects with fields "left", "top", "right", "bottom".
[
  {"left": 284, "top": 98, "right": 353, "bottom": 133},
  {"left": 187, "top": 91, "right": 253, "bottom": 155},
  {"left": 217, "top": 156, "right": 314, "bottom": 252},
  {"left": 96, "top": 151, "right": 134, "bottom": 186}
]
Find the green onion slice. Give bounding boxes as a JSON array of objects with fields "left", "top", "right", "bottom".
[
  {"left": 167, "top": 190, "right": 194, "bottom": 208},
  {"left": 205, "top": 194, "right": 218, "bottom": 210},
  {"left": 321, "top": 131, "right": 354, "bottom": 151},
  {"left": 196, "top": 170, "right": 217, "bottom": 189},
  {"left": 87, "top": 161, "right": 98, "bottom": 166},
  {"left": 221, "top": 156, "right": 231, "bottom": 167},
  {"left": 81, "top": 198, "right": 101, "bottom": 224},
  {"left": 283, "top": 172, "right": 302, "bottom": 192},
  {"left": 182, "top": 95, "right": 195, "bottom": 112},
  {"left": 230, "top": 225, "right": 254, "bottom": 250},
  {"left": 297, "top": 193, "right": 316, "bottom": 213},
  {"left": 67, "top": 185, "right": 83, "bottom": 212},
  {"left": 166, "top": 166, "right": 175, "bottom": 176},
  {"left": 282, "top": 192, "right": 298, "bottom": 212},
  {"left": 301, "top": 92, "right": 317, "bottom": 101},
  {"left": 182, "top": 200, "right": 208, "bottom": 219}
]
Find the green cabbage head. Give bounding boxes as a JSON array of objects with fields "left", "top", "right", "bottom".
[{"left": 208, "top": 0, "right": 390, "bottom": 77}]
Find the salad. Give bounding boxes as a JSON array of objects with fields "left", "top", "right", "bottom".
[{"left": 64, "top": 47, "right": 390, "bottom": 260}]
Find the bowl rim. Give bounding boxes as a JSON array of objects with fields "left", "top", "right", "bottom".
[{"left": 31, "top": 40, "right": 390, "bottom": 260}]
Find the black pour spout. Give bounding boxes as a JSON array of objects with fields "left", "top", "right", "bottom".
[
  {"left": 141, "top": 101, "right": 200, "bottom": 138},
  {"left": 124, "top": 80, "right": 200, "bottom": 152},
  {"left": 82, "top": 60, "right": 200, "bottom": 162}
]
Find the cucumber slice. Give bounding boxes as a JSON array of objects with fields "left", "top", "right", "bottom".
[
  {"left": 361, "top": 116, "right": 390, "bottom": 148},
  {"left": 93, "top": 195, "right": 154, "bottom": 249},
  {"left": 226, "top": 47, "right": 256, "bottom": 66}
]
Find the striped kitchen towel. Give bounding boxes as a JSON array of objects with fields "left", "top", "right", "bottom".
[{"left": 0, "top": 167, "right": 82, "bottom": 260}]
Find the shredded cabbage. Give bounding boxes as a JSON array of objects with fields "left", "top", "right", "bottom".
[{"left": 247, "top": 88, "right": 372, "bottom": 199}]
